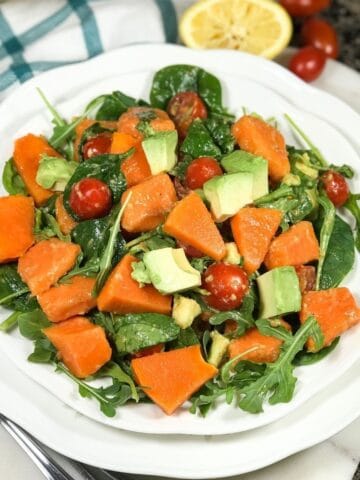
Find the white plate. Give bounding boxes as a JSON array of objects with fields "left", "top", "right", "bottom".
[{"left": 0, "top": 45, "right": 360, "bottom": 437}]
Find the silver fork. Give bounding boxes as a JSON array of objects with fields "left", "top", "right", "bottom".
[{"left": 0, "top": 413, "right": 120, "bottom": 480}]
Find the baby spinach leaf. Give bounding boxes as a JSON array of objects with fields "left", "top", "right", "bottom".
[
  {"left": 63, "top": 152, "right": 129, "bottom": 220},
  {"left": 92, "top": 91, "right": 147, "bottom": 121},
  {"left": 0, "top": 264, "right": 37, "bottom": 312},
  {"left": 18, "top": 309, "right": 50, "bottom": 341},
  {"left": 2, "top": 158, "right": 27, "bottom": 195},
  {"left": 181, "top": 120, "right": 222, "bottom": 159},
  {"left": 294, "top": 337, "right": 340, "bottom": 366},
  {"left": 169, "top": 327, "right": 199, "bottom": 349},
  {"left": 72, "top": 215, "right": 116, "bottom": 261},
  {"left": 113, "top": 313, "right": 180, "bottom": 354},
  {"left": 316, "top": 194, "right": 336, "bottom": 289},
  {"left": 238, "top": 315, "right": 322, "bottom": 413},
  {"left": 315, "top": 214, "right": 355, "bottom": 289},
  {"left": 204, "top": 117, "right": 235, "bottom": 154}
]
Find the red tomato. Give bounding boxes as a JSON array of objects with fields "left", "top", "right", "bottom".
[
  {"left": 69, "top": 178, "right": 112, "bottom": 220},
  {"left": 185, "top": 157, "right": 223, "bottom": 190},
  {"left": 132, "top": 344, "right": 164, "bottom": 358},
  {"left": 167, "top": 92, "right": 208, "bottom": 138},
  {"left": 202, "top": 263, "right": 249, "bottom": 311},
  {"left": 289, "top": 46, "right": 326, "bottom": 82},
  {"left": 280, "top": 0, "right": 330, "bottom": 17},
  {"left": 295, "top": 265, "right": 316, "bottom": 294},
  {"left": 177, "top": 239, "right": 204, "bottom": 258},
  {"left": 301, "top": 18, "right": 339, "bottom": 59},
  {"left": 321, "top": 170, "right": 349, "bottom": 207},
  {"left": 82, "top": 133, "right": 112, "bottom": 160}
]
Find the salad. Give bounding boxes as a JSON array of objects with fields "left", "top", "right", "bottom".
[{"left": 0, "top": 64, "right": 360, "bottom": 418}]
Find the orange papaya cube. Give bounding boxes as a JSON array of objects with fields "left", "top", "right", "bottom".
[
  {"left": 264, "top": 221, "right": 320, "bottom": 270},
  {"left": 232, "top": 115, "right": 290, "bottom": 182},
  {"left": 117, "top": 107, "right": 175, "bottom": 141},
  {"left": 131, "top": 345, "right": 218, "bottom": 415},
  {"left": 0, "top": 195, "right": 35, "bottom": 263},
  {"left": 163, "top": 192, "right": 226, "bottom": 261},
  {"left": 121, "top": 173, "right": 177, "bottom": 233},
  {"left": 37, "top": 276, "right": 97, "bottom": 323},
  {"left": 18, "top": 238, "right": 80, "bottom": 295},
  {"left": 300, "top": 288, "right": 360, "bottom": 352},
  {"left": 231, "top": 207, "right": 282, "bottom": 274},
  {"left": 55, "top": 195, "right": 77, "bottom": 235},
  {"left": 43, "top": 316, "right": 111, "bottom": 378},
  {"left": 97, "top": 254, "right": 172, "bottom": 315}
]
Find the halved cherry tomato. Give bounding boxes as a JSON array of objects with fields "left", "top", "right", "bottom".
[
  {"left": 202, "top": 263, "right": 249, "bottom": 311},
  {"left": 185, "top": 157, "right": 222, "bottom": 190},
  {"left": 289, "top": 46, "right": 326, "bottom": 82},
  {"left": 69, "top": 178, "right": 112, "bottom": 220},
  {"left": 177, "top": 239, "right": 204, "bottom": 258},
  {"left": 301, "top": 18, "right": 339, "bottom": 59},
  {"left": 167, "top": 92, "right": 208, "bottom": 138},
  {"left": 82, "top": 133, "right": 112, "bottom": 160},
  {"left": 132, "top": 343, "right": 164, "bottom": 358},
  {"left": 321, "top": 170, "right": 349, "bottom": 207},
  {"left": 280, "top": 0, "right": 330, "bottom": 17}
]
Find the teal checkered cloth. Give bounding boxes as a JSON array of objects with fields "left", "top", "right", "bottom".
[{"left": 0, "top": 0, "right": 185, "bottom": 100}]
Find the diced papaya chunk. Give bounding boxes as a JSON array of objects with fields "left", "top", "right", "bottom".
[
  {"left": 97, "top": 254, "right": 172, "bottom": 315},
  {"left": 232, "top": 115, "right": 290, "bottom": 182},
  {"left": 0, "top": 195, "right": 35, "bottom": 263},
  {"left": 43, "top": 316, "right": 111, "bottom": 378},
  {"left": 110, "top": 132, "right": 151, "bottom": 187},
  {"left": 121, "top": 173, "right": 177, "bottom": 233},
  {"left": 55, "top": 195, "right": 77, "bottom": 235},
  {"left": 18, "top": 238, "right": 80, "bottom": 295},
  {"left": 117, "top": 107, "right": 175, "bottom": 141},
  {"left": 74, "top": 119, "right": 117, "bottom": 160},
  {"left": 163, "top": 192, "right": 226, "bottom": 261},
  {"left": 131, "top": 345, "right": 218, "bottom": 415},
  {"left": 228, "top": 321, "right": 291, "bottom": 363},
  {"left": 37, "top": 276, "right": 97, "bottom": 322},
  {"left": 264, "top": 221, "right": 320, "bottom": 270},
  {"left": 300, "top": 288, "right": 360, "bottom": 352},
  {"left": 13, "top": 134, "right": 59, "bottom": 206},
  {"left": 231, "top": 207, "right": 282, "bottom": 274}
]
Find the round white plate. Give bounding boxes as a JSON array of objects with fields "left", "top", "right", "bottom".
[{"left": 0, "top": 45, "right": 359, "bottom": 437}]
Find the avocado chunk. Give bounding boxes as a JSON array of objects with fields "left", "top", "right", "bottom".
[
  {"left": 208, "top": 330, "right": 230, "bottom": 367},
  {"left": 142, "top": 130, "right": 178, "bottom": 175},
  {"left": 172, "top": 295, "right": 201, "bottom": 329},
  {"left": 257, "top": 266, "right": 301, "bottom": 318},
  {"left": 143, "top": 247, "right": 201, "bottom": 294},
  {"left": 221, "top": 150, "right": 268, "bottom": 200},
  {"left": 224, "top": 242, "right": 241, "bottom": 265},
  {"left": 203, "top": 173, "right": 253, "bottom": 222}
]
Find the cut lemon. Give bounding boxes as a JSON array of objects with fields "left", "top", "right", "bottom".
[{"left": 179, "top": 0, "right": 293, "bottom": 59}]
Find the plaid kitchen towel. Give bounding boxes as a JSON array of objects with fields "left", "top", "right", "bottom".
[{"left": 0, "top": 0, "right": 193, "bottom": 101}]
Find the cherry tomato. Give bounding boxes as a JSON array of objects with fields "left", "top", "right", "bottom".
[
  {"left": 177, "top": 239, "right": 204, "bottom": 258},
  {"left": 69, "top": 178, "right": 112, "bottom": 220},
  {"left": 132, "top": 344, "right": 164, "bottom": 358},
  {"left": 202, "top": 263, "right": 249, "bottom": 311},
  {"left": 280, "top": 0, "right": 330, "bottom": 17},
  {"left": 289, "top": 46, "right": 326, "bottom": 82},
  {"left": 185, "top": 157, "right": 223, "bottom": 190},
  {"left": 82, "top": 133, "right": 112, "bottom": 160},
  {"left": 321, "top": 170, "right": 349, "bottom": 207},
  {"left": 167, "top": 92, "right": 208, "bottom": 138},
  {"left": 301, "top": 18, "right": 339, "bottom": 59}
]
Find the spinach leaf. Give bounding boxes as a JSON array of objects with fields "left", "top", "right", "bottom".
[
  {"left": 294, "top": 337, "right": 340, "bottom": 366},
  {"left": 63, "top": 153, "right": 129, "bottom": 220},
  {"left": 2, "top": 158, "right": 27, "bottom": 195},
  {"left": 169, "top": 327, "right": 199, "bottom": 349},
  {"left": 316, "top": 194, "right": 336, "bottom": 289},
  {"left": 181, "top": 120, "right": 222, "bottom": 159},
  {"left": 150, "top": 65, "right": 232, "bottom": 118},
  {"left": 72, "top": 215, "right": 117, "bottom": 262},
  {"left": 28, "top": 338, "right": 56, "bottom": 363},
  {"left": 344, "top": 193, "right": 360, "bottom": 252},
  {"left": 315, "top": 214, "right": 355, "bottom": 289},
  {"left": 18, "top": 309, "right": 50, "bottom": 341},
  {"left": 77, "top": 122, "right": 115, "bottom": 161},
  {"left": 0, "top": 264, "right": 37, "bottom": 312},
  {"left": 113, "top": 313, "right": 180, "bottom": 354},
  {"left": 204, "top": 117, "right": 235, "bottom": 154},
  {"left": 238, "top": 315, "right": 322, "bottom": 413},
  {"left": 92, "top": 91, "right": 147, "bottom": 121}
]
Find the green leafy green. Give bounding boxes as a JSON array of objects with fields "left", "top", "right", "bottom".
[
  {"left": 316, "top": 194, "right": 336, "bottom": 290},
  {"left": 181, "top": 120, "right": 222, "bottom": 159},
  {"left": 130, "top": 261, "right": 151, "bottom": 286},
  {"left": 92, "top": 91, "right": 147, "bottom": 121},
  {"left": 126, "top": 226, "right": 175, "bottom": 255},
  {"left": 190, "top": 257, "right": 213, "bottom": 273},
  {"left": 169, "top": 327, "right": 200, "bottom": 349},
  {"left": 294, "top": 337, "right": 340, "bottom": 366},
  {"left": 18, "top": 309, "right": 50, "bottom": 341},
  {"left": 34, "top": 205, "right": 70, "bottom": 243},
  {"left": 0, "top": 264, "right": 37, "bottom": 312},
  {"left": 0, "top": 311, "right": 22, "bottom": 332},
  {"left": 170, "top": 154, "right": 193, "bottom": 181},
  {"left": 96, "top": 361, "right": 139, "bottom": 402},
  {"left": 2, "top": 158, "right": 27, "bottom": 195},
  {"left": 28, "top": 338, "right": 56, "bottom": 363},
  {"left": 112, "top": 313, "right": 180, "bottom": 354},
  {"left": 344, "top": 193, "right": 360, "bottom": 252},
  {"left": 204, "top": 117, "right": 235, "bottom": 154}
]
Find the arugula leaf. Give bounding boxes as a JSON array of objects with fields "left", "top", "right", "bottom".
[
  {"left": 91, "top": 91, "right": 147, "bottom": 121},
  {"left": 28, "top": 338, "right": 56, "bottom": 363},
  {"left": 169, "top": 327, "right": 199, "bottom": 349},
  {"left": 63, "top": 152, "right": 129, "bottom": 220},
  {"left": 96, "top": 361, "right": 139, "bottom": 402},
  {"left": 0, "top": 311, "right": 22, "bottom": 332},
  {"left": 238, "top": 315, "right": 322, "bottom": 413},
  {"left": 294, "top": 337, "right": 340, "bottom": 366},
  {"left": 2, "top": 158, "right": 27, "bottom": 195},
  {"left": 204, "top": 117, "right": 235, "bottom": 154},
  {"left": 316, "top": 194, "right": 336, "bottom": 289},
  {"left": 18, "top": 309, "right": 50, "bottom": 341},
  {"left": 113, "top": 313, "right": 180, "bottom": 354},
  {"left": 0, "top": 264, "right": 37, "bottom": 312},
  {"left": 181, "top": 120, "right": 222, "bottom": 159},
  {"left": 190, "top": 257, "right": 213, "bottom": 273},
  {"left": 34, "top": 207, "right": 70, "bottom": 243},
  {"left": 126, "top": 226, "right": 175, "bottom": 255},
  {"left": 344, "top": 193, "right": 360, "bottom": 252}
]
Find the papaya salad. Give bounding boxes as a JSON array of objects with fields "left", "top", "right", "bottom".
[{"left": 1, "top": 65, "right": 360, "bottom": 417}]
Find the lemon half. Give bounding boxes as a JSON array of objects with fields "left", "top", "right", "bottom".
[{"left": 179, "top": 0, "right": 293, "bottom": 59}]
